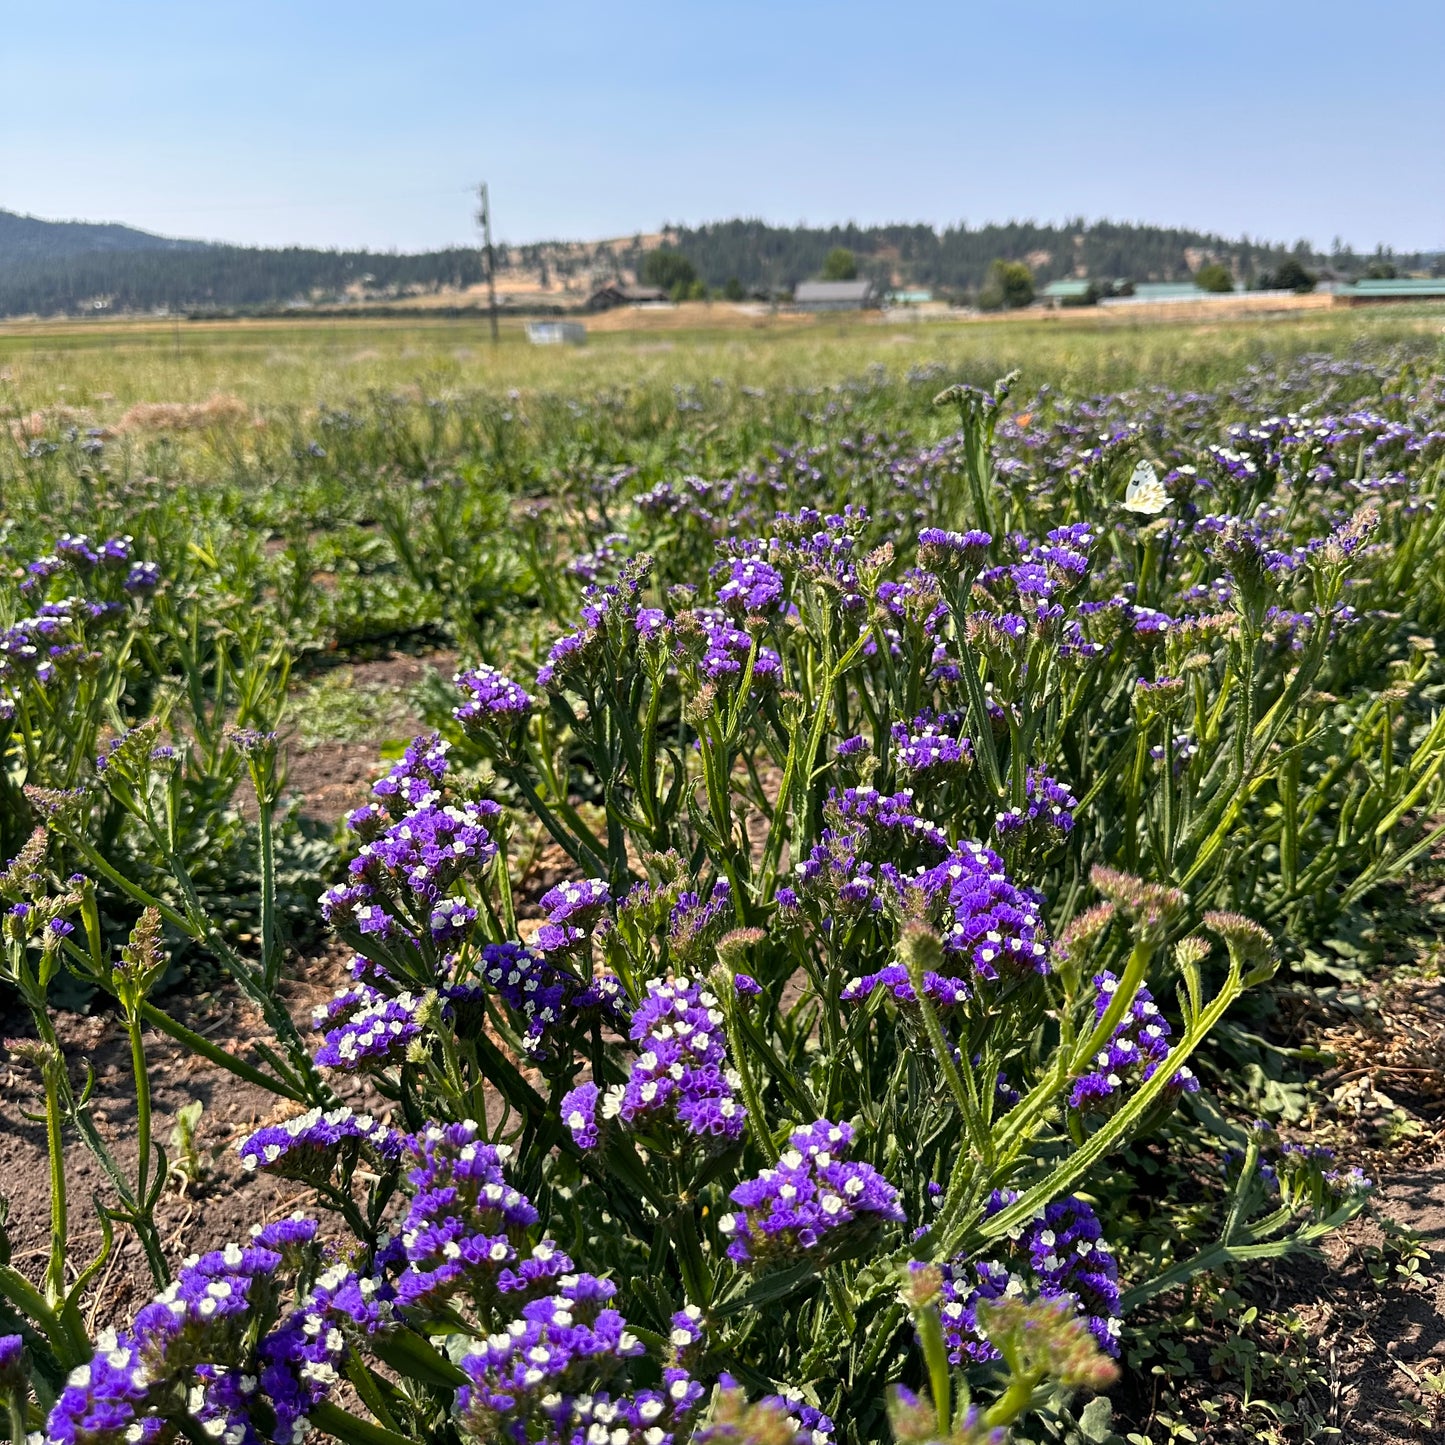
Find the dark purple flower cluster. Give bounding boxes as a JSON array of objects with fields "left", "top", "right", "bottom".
[
  {"left": 561, "top": 975, "right": 745, "bottom": 1149},
  {"left": 454, "top": 664, "right": 534, "bottom": 733},
  {"left": 1067, "top": 971, "right": 1199, "bottom": 1110},
  {"left": 695, "top": 609, "right": 783, "bottom": 688},
  {"left": 994, "top": 769, "right": 1078, "bottom": 842},
  {"left": 917, "top": 528, "right": 992, "bottom": 572},
  {"left": 935, "top": 1191, "right": 1121, "bottom": 1363},
  {"left": 891, "top": 714, "right": 973, "bottom": 776},
  {"left": 236, "top": 1106, "right": 401, "bottom": 1182},
  {"left": 311, "top": 985, "right": 428, "bottom": 1070},
  {"left": 720, "top": 1120, "right": 903, "bottom": 1267},
  {"left": 392, "top": 1120, "right": 572, "bottom": 1313},
  {"left": 843, "top": 840, "right": 1049, "bottom": 1007},
  {"left": 455, "top": 1273, "right": 705, "bottom": 1445},
  {"left": 479, "top": 939, "right": 627, "bottom": 1059},
  {"left": 45, "top": 1218, "right": 373, "bottom": 1445}
]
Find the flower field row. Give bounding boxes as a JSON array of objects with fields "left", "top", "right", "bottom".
[{"left": 1, "top": 339, "right": 1443, "bottom": 1443}]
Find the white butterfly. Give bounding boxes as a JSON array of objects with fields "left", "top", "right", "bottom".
[{"left": 1122, "top": 459, "right": 1169, "bottom": 514}]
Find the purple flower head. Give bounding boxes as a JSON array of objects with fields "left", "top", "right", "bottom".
[
  {"left": 236, "top": 1106, "right": 398, "bottom": 1183},
  {"left": 453, "top": 665, "right": 533, "bottom": 733},
  {"left": 716, "top": 556, "right": 786, "bottom": 616},
  {"left": 540, "top": 876, "right": 612, "bottom": 927},
  {"left": 721, "top": 1120, "right": 903, "bottom": 1268},
  {"left": 917, "top": 528, "right": 992, "bottom": 573},
  {"left": 935, "top": 1192, "right": 1122, "bottom": 1362},
  {"left": 1067, "top": 971, "right": 1199, "bottom": 1111},
  {"left": 124, "top": 561, "right": 161, "bottom": 594}
]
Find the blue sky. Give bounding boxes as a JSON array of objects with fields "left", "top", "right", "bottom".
[{"left": 7, "top": 0, "right": 1442, "bottom": 254}]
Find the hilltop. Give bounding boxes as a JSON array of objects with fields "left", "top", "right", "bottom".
[{"left": 0, "top": 210, "right": 1435, "bottom": 318}]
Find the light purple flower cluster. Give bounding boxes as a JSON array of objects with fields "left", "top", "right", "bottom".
[
  {"left": 561, "top": 975, "right": 745, "bottom": 1149},
  {"left": 455, "top": 1274, "right": 705, "bottom": 1445},
  {"left": 1067, "top": 971, "right": 1199, "bottom": 1111},
  {"left": 934, "top": 1192, "right": 1122, "bottom": 1363},
  {"left": 236, "top": 1106, "right": 401, "bottom": 1182},
  {"left": 715, "top": 555, "right": 786, "bottom": 616},
  {"left": 454, "top": 664, "right": 534, "bottom": 733},
  {"left": 392, "top": 1120, "right": 572, "bottom": 1313},
  {"left": 720, "top": 1120, "right": 903, "bottom": 1267},
  {"left": 535, "top": 876, "right": 613, "bottom": 953}
]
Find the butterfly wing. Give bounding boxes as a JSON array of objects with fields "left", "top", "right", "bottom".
[{"left": 1122, "top": 460, "right": 1168, "bottom": 514}]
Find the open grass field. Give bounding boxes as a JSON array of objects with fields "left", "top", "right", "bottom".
[
  {"left": 2, "top": 304, "right": 1445, "bottom": 1445},
  {"left": 3, "top": 303, "right": 1443, "bottom": 414}
]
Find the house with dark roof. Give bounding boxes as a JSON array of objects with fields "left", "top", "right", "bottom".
[
  {"left": 587, "top": 283, "right": 670, "bottom": 310},
  {"left": 791, "top": 279, "right": 878, "bottom": 311}
]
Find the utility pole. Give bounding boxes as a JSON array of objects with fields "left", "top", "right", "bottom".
[{"left": 477, "top": 182, "right": 499, "bottom": 344}]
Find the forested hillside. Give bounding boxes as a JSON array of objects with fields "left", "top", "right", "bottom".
[{"left": 0, "top": 208, "right": 1435, "bottom": 316}]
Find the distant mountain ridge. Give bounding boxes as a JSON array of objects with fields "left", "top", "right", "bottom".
[
  {"left": 0, "top": 209, "right": 210, "bottom": 261},
  {"left": 0, "top": 208, "right": 1437, "bottom": 318}
]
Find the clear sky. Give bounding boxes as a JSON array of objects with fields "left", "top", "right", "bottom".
[{"left": 6, "top": 0, "right": 1442, "bottom": 255}]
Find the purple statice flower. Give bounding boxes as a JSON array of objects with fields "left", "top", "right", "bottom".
[
  {"left": 479, "top": 940, "right": 626, "bottom": 1059},
  {"left": 428, "top": 896, "right": 476, "bottom": 945},
  {"left": 1008, "top": 560, "right": 1056, "bottom": 599},
  {"left": 456, "top": 1275, "right": 703, "bottom": 1445},
  {"left": 917, "top": 528, "right": 992, "bottom": 572},
  {"left": 392, "top": 1120, "right": 570, "bottom": 1313},
  {"left": 935, "top": 1192, "right": 1122, "bottom": 1362},
  {"left": 55, "top": 535, "right": 100, "bottom": 569},
  {"left": 561, "top": 1081, "right": 602, "bottom": 1149},
  {"left": 350, "top": 799, "right": 499, "bottom": 903},
  {"left": 994, "top": 769, "right": 1077, "bottom": 842},
  {"left": 666, "top": 879, "right": 733, "bottom": 962},
  {"left": 453, "top": 665, "right": 533, "bottom": 732},
  {"left": 609, "top": 976, "right": 745, "bottom": 1146},
  {"left": 793, "top": 828, "right": 882, "bottom": 919},
  {"left": 1067, "top": 971, "right": 1198, "bottom": 1111},
  {"left": 0, "top": 1333, "right": 24, "bottom": 1394},
  {"left": 826, "top": 786, "right": 950, "bottom": 856},
  {"left": 844, "top": 840, "right": 1048, "bottom": 1008},
  {"left": 721, "top": 1120, "right": 903, "bottom": 1267},
  {"left": 566, "top": 532, "right": 629, "bottom": 583},
  {"left": 311, "top": 987, "right": 426, "bottom": 1071},
  {"left": 635, "top": 605, "right": 670, "bottom": 642},
  {"left": 539, "top": 876, "right": 612, "bottom": 927},
  {"left": 319, "top": 881, "right": 372, "bottom": 928},
  {"left": 835, "top": 733, "right": 870, "bottom": 759},
  {"left": 892, "top": 716, "right": 973, "bottom": 777},
  {"left": 697, "top": 612, "right": 783, "bottom": 687},
  {"left": 44, "top": 1226, "right": 362, "bottom": 1445},
  {"left": 123, "top": 561, "right": 161, "bottom": 593},
  {"left": 698, "top": 1377, "right": 838, "bottom": 1445},
  {"left": 236, "top": 1106, "right": 398, "bottom": 1182},
  {"left": 716, "top": 556, "right": 785, "bottom": 615},
  {"left": 370, "top": 734, "right": 450, "bottom": 816}
]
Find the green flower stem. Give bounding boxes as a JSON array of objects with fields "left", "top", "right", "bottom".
[{"left": 138, "top": 1000, "right": 306, "bottom": 1101}]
